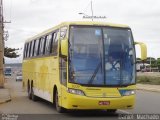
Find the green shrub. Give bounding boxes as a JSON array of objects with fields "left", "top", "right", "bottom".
[{"left": 137, "top": 76, "right": 160, "bottom": 85}]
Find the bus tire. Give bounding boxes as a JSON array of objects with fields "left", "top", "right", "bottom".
[
  {"left": 27, "top": 81, "right": 32, "bottom": 100},
  {"left": 55, "top": 90, "right": 65, "bottom": 113},
  {"left": 107, "top": 109, "right": 117, "bottom": 114},
  {"left": 31, "top": 82, "right": 38, "bottom": 101}
]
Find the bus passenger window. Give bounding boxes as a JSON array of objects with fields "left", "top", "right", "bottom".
[
  {"left": 51, "top": 31, "right": 59, "bottom": 55},
  {"left": 30, "top": 41, "right": 34, "bottom": 57},
  {"left": 37, "top": 38, "right": 41, "bottom": 56},
  {"left": 27, "top": 42, "right": 31, "bottom": 58},
  {"left": 45, "top": 34, "right": 52, "bottom": 55},
  {"left": 33, "top": 39, "right": 39, "bottom": 56},
  {"left": 43, "top": 36, "right": 46, "bottom": 55},
  {"left": 29, "top": 42, "right": 33, "bottom": 57},
  {"left": 39, "top": 37, "right": 45, "bottom": 56},
  {"left": 25, "top": 43, "right": 29, "bottom": 58},
  {"left": 23, "top": 44, "right": 27, "bottom": 58},
  {"left": 32, "top": 40, "right": 36, "bottom": 57}
]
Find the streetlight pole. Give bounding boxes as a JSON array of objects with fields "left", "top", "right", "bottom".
[
  {"left": 91, "top": 0, "right": 93, "bottom": 21},
  {"left": 79, "top": 1, "right": 94, "bottom": 21},
  {"left": 0, "top": 0, "right": 4, "bottom": 88}
]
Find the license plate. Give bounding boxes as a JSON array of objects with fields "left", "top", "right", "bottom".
[{"left": 99, "top": 101, "right": 110, "bottom": 105}]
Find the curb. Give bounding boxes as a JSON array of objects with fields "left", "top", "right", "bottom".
[
  {"left": 0, "top": 99, "right": 11, "bottom": 104},
  {"left": 0, "top": 88, "right": 12, "bottom": 104}
]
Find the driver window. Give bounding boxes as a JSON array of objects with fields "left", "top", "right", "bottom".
[
  {"left": 60, "top": 26, "right": 68, "bottom": 39},
  {"left": 60, "top": 58, "right": 67, "bottom": 86}
]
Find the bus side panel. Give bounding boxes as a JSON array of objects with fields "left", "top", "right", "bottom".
[
  {"left": 35, "top": 56, "right": 59, "bottom": 102},
  {"left": 23, "top": 56, "right": 60, "bottom": 103},
  {"left": 23, "top": 58, "right": 36, "bottom": 89}
]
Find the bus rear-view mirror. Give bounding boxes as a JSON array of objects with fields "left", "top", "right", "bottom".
[
  {"left": 135, "top": 41, "right": 147, "bottom": 60},
  {"left": 61, "top": 39, "right": 68, "bottom": 57}
]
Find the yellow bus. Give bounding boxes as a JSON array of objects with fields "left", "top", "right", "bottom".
[{"left": 22, "top": 21, "right": 147, "bottom": 113}]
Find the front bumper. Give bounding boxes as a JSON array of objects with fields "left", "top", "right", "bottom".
[{"left": 63, "top": 93, "right": 135, "bottom": 110}]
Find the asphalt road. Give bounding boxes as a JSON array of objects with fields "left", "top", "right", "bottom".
[{"left": 0, "top": 75, "right": 160, "bottom": 120}]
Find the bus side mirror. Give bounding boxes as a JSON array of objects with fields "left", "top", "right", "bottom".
[
  {"left": 61, "top": 39, "right": 68, "bottom": 57},
  {"left": 135, "top": 41, "right": 147, "bottom": 60}
]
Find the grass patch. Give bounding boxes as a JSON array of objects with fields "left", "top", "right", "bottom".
[{"left": 137, "top": 76, "right": 160, "bottom": 85}]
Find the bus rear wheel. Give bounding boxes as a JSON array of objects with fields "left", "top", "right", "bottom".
[
  {"left": 31, "top": 83, "right": 38, "bottom": 101},
  {"left": 55, "top": 90, "right": 65, "bottom": 113},
  {"left": 27, "top": 81, "right": 32, "bottom": 99}
]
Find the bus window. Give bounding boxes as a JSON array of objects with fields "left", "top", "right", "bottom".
[
  {"left": 34, "top": 39, "right": 39, "bottom": 56},
  {"left": 37, "top": 38, "right": 41, "bottom": 56},
  {"left": 29, "top": 42, "right": 33, "bottom": 58},
  {"left": 39, "top": 37, "right": 45, "bottom": 55},
  {"left": 25, "top": 43, "right": 28, "bottom": 58},
  {"left": 60, "top": 58, "right": 67, "bottom": 86},
  {"left": 30, "top": 42, "right": 32, "bottom": 57},
  {"left": 30, "top": 41, "right": 34, "bottom": 57},
  {"left": 43, "top": 36, "right": 46, "bottom": 55},
  {"left": 45, "top": 34, "right": 52, "bottom": 55},
  {"left": 23, "top": 44, "right": 27, "bottom": 58},
  {"left": 60, "top": 26, "right": 67, "bottom": 39},
  {"left": 27, "top": 42, "right": 31, "bottom": 58},
  {"left": 32, "top": 40, "right": 36, "bottom": 57},
  {"left": 25, "top": 43, "right": 29, "bottom": 58},
  {"left": 50, "top": 33, "right": 54, "bottom": 54},
  {"left": 51, "top": 31, "right": 59, "bottom": 55},
  {"left": 43, "top": 35, "right": 47, "bottom": 54}
]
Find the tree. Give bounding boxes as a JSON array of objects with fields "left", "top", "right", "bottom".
[
  {"left": 157, "top": 58, "right": 160, "bottom": 70},
  {"left": 136, "top": 58, "right": 142, "bottom": 63},
  {"left": 146, "top": 57, "right": 156, "bottom": 64},
  {"left": 4, "top": 47, "right": 20, "bottom": 58}
]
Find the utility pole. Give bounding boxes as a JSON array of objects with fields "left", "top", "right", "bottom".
[{"left": 0, "top": 0, "right": 4, "bottom": 88}]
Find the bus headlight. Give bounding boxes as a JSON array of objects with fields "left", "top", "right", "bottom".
[
  {"left": 119, "top": 90, "right": 135, "bottom": 96},
  {"left": 67, "top": 88, "right": 85, "bottom": 96}
]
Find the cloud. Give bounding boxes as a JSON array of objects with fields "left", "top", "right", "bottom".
[{"left": 3, "top": 0, "right": 160, "bottom": 63}]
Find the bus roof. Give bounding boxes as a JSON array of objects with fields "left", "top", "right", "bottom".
[{"left": 25, "top": 21, "right": 130, "bottom": 43}]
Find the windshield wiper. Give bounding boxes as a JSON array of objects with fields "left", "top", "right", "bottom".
[
  {"left": 88, "top": 45, "right": 103, "bottom": 84},
  {"left": 88, "top": 62, "right": 102, "bottom": 84}
]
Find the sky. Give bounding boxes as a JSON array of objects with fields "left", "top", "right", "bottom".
[{"left": 3, "top": 0, "right": 160, "bottom": 63}]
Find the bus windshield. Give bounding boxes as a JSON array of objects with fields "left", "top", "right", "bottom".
[{"left": 69, "top": 26, "right": 135, "bottom": 86}]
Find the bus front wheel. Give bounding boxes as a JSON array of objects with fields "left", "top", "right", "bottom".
[
  {"left": 107, "top": 109, "right": 117, "bottom": 114},
  {"left": 55, "top": 90, "right": 65, "bottom": 113}
]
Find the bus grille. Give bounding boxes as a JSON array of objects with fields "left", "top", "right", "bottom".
[{"left": 84, "top": 88, "right": 121, "bottom": 98}]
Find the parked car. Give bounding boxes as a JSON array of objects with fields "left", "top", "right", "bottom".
[
  {"left": 16, "top": 73, "right": 22, "bottom": 81},
  {"left": 4, "top": 67, "right": 12, "bottom": 76}
]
